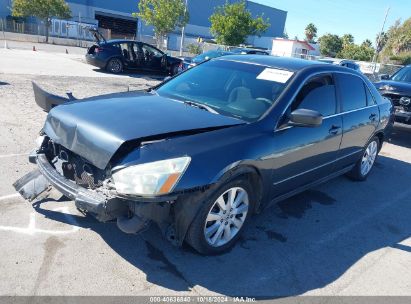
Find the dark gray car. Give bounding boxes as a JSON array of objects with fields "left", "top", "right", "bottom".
[{"left": 15, "top": 56, "right": 393, "bottom": 254}]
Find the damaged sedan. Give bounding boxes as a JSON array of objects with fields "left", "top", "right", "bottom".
[{"left": 15, "top": 56, "right": 393, "bottom": 254}]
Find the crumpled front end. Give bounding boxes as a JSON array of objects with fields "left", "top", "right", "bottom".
[
  {"left": 14, "top": 136, "right": 128, "bottom": 222},
  {"left": 13, "top": 136, "right": 201, "bottom": 245}
]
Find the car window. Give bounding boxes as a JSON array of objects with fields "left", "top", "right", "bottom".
[
  {"left": 156, "top": 60, "right": 291, "bottom": 122},
  {"left": 141, "top": 44, "right": 163, "bottom": 58},
  {"left": 365, "top": 83, "right": 376, "bottom": 106},
  {"left": 291, "top": 75, "right": 337, "bottom": 117},
  {"left": 335, "top": 73, "right": 367, "bottom": 112},
  {"left": 391, "top": 66, "right": 411, "bottom": 83}
]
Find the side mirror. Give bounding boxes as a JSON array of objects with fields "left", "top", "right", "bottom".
[
  {"left": 289, "top": 109, "right": 323, "bottom": 127},
  {"left": 379, "top": 74, "right": 390, "bottom": 80}
]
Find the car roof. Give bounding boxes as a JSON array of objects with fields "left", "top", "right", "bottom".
[
  {"left": 216, "top": 55, "right": 330, "bottom": 72},
  {"left": 105, "top": 39, "right": 153, "bottom": 45}
]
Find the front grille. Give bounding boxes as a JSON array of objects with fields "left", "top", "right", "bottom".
[
  {"left": 47, "top": 141, "right": 107, "bottom": 189},
  {"left": 382, "top": 93, "right": 402, "bottom": 106}
]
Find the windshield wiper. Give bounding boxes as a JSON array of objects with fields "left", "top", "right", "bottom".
[{"left": 183, "top": 100, "right": 219, "bottom": 114}]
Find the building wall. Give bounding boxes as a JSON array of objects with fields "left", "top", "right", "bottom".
[
  {"left": 271, "top": 40, "right": 294, "bottom": 57},
  {"left": 1, "top": 0, "right": 287, "bottom": 48},
  {"left": 0, "top": 0, "right": 12, "bottom": 18}
]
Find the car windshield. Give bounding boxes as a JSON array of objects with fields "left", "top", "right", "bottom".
[
  {"left": 156, "top": 60, "right": 292, "bottom": 122},
  {"left": 391, "top": 66, "right": 411, "bottom": 83}
]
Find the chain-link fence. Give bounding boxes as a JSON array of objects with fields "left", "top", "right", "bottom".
[{"left": 0, "top": 18, "right": 48, "bottom": 36}]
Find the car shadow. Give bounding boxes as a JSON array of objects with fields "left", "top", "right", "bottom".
[
  {"left": 0, "top": 81, "right": 10, "bottom": 86},
  {"left": 32, "top": 155, "right": 411, "bottom": 298},
  {"left": 388, "top": 123, "right": 411, "bottom": 149},
  {"left": 91, "top": 68, "right": 166, "bottom": 81}
]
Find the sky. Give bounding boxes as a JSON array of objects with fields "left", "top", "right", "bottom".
[{"left": 252, "top": 0, "right": 411, "bottom": 45}]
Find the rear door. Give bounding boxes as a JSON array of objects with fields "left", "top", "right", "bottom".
[{"left": 334, "top": 73, "right": 379, "bottom": 169}]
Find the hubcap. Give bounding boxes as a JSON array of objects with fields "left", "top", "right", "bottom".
[
  {"left": 204, "top": 187, "right": 249, "bottom": 247},
  {"left": 110, "top": 60, "right": 121, "bottom": 73},
  {"left": 361, "top": 140, "right": 378, "bottom": 176}
]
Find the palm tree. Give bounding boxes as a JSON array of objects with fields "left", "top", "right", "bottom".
[
  {"left": 304, "top": 23, "right": 317, "bottom": 43},
  {"left": 342, "top": 34, "right": 354, "bottom": 47}
]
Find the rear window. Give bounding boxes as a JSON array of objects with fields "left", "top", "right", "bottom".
[{"left": 336, "top": 74, "right": 367, "bottom": 112}]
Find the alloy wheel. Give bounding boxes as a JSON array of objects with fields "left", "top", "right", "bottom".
[
  {"left": 108, "top": 59, "right": 122, "bottom": 73},
  {"left": 360, "top": 140, "right": 378, "bottom": 176},
  {"left": 203, "top": 187, "right": 249, "bottom": 247}
]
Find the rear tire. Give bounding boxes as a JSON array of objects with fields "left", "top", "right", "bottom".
[
  {"left": 186, "top": 176, "right": 254, "bottom": 255},
  {"left": 106, "top": 58, "right": 123, "bottom": 74},
  {"left": 347, "top": 136, "right": 380, "bottom": 181}
]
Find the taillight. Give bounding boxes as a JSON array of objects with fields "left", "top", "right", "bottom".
[{"left": 95, "top": 47, "right": 103, "bottom": 53}]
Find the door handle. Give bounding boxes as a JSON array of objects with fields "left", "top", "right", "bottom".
[
  {"left": 329, "top": 125, "right": 341, "bottom": 135},
  {"left": 369, "top": 113, "right": 377, "bottom": 121}
]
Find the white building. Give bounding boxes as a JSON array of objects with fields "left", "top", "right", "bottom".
[{"left": 271, "top": 38, "right": 318, "bottom": 58}]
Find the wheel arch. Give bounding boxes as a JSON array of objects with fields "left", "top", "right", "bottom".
[
  {"left": 212, "top": 164, "right": 264, "bottom": 213},
  {"left": 374, "top": 131, "right": 385, "bottom": 151},
  {"left": 105, "top": 56, "right": 124, "bottom": 70},
  {"left": 172, "top": 163, "right": 264, "bottom": 247}
]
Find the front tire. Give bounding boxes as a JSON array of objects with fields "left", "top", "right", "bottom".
[
  {"left": 186, "top": 177, "right": 254, "bottom": 255},
  {"left": 106, "top": 58, "right": 123, "bottom": 74},
  {"left": 347, "top": 136, "right": 380, "bottom": 181},
  {"left": 171, "top": 64, "right": 179, "bottom": 76}
]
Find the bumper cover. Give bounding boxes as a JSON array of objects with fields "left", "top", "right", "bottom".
[
  {"left": 14, "top": 153, "right": 126, "bottom": 221},
  {"left": 394, "top": 106, "right": 411, "bottom": 123},
  {"left": 85, "top": 55, "right": 106, "bottom": 69}
]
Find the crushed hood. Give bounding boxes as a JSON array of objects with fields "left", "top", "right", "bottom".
[
  {"left": 376, "top": 80, "right": 411, "bottom": 94},
  {"left": 43, "top": 94, "right": 243, "bottom": 169}
]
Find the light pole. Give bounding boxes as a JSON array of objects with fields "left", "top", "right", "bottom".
[
  {"left": 179, "top": 0, "right": 188, "bottom": 56},
  {"left": 373, "top": 6, "right": 390, "bottom": 72}
]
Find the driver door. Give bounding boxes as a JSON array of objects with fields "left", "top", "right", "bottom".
[
  {"left": 139, "top": 43, "right": 165, "bottom": 71},
  {"left": 268, "top": 74, "right": 343, "bottom": 197}
]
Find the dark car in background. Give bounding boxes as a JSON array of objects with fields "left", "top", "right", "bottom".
[
  {"left": 230, "top": 47, "right": 270, "bottom": 55},
  {"left": 374, "top": 65, "right": 411, "bottom": 124},
  {"left": 318, "top": 58, "right": 362, "bottom": 72},
  {"left": 15, "top": 56, "right": 392, "bottom": 255},
  {"left": 180, "top": 48, "right": 269, "bottom": 71},
  {"left": 85, "top": 29, "right": 182, "bottom": 75},
  {"left": 180, "top": 50, "right": 233, "bottom": 70}
]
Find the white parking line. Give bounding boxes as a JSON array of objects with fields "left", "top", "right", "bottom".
[
  {"left": 0, "top": 193, "right": 20, "bottom": 201},
  {"left": 0, "top": 207, "right": 80, "bottom": 235},
  {"left": 0, "top": 153, "right": 29, "bottom": 159}
]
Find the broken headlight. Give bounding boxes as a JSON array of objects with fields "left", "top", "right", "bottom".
[{"left": 112, "top": 157, "right": 191, "bottom": 196}]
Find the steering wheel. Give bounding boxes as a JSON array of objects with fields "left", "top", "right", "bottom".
[{"left": 256, "top": 97, "right": 273, "bottom": 107}]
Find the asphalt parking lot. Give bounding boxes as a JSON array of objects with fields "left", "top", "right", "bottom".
[{"left": 0, "top": 47, "right": 411, "bottom": 297}]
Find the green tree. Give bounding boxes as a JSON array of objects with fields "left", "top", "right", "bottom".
[
  {"left": 135, "top": 0, "right": 189, "bottom": 48},
  {"left": 361, "top": 39, "right": 373, "bottom": 48},
  {"left": 338, "top": 44, "right": 374, "bottom": 61},
  {"left": 209, "top": 1, "right": 270, "bottom": 46},
  {"left": 381, "top": 18, "right": 411, "bottom": 63},
  {"left": 341, "top": 33, "right": 354, "bottom": 47},
  {"left": 304, "top": 23, "right": 317, "bottom": 43},
  {"left": 12, "top": 0, "right": 71, "bottom": 42},
  {"left": 319, "top": 34, "right": 343, "bottom": 57}
]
